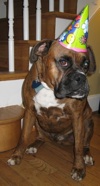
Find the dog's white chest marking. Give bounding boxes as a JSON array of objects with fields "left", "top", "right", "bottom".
[{"left": 33, "top": 82, "right": 65, "bottom": 114}]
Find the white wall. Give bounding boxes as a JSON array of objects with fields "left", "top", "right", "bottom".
[
  {"left": 55, "top": 18, "right": 72, "bottom": 38},
  {"left": 0, "top": 0, "right": 7, "bottom": 18},
  {"left": 77, "top": 0, "right": 100, "bottom": 18},
  {"left": 0, "top": 79, "right": 24, "bottom": 107}
]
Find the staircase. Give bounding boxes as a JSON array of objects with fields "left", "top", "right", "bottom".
[
  {"left": 0, "top": 0, "right": 77, "bottom": 72},
  {"left": 0, "top": 12, "right": 76, "bottom": 71}
]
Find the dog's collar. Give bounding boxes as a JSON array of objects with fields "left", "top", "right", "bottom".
[{"left": 32, "top": 80, "right": 44, "bottom": 93}]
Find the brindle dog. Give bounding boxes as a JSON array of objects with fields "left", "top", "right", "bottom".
[{"left": 8, "top": 39, "right": 96, "bottom": 181}]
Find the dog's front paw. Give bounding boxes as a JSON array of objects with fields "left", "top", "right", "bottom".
[
  {"left": 7, "top": 155, "right": 22, "bottom": 166},
  {"left": 26, "top": 147, "right": 37, "bottom": 154},
  {"left": 84, "top": 155, "right": 94, "bottom": 166},
  {"left": 71, "top": 168, "right": 86, "bottom": 181}
]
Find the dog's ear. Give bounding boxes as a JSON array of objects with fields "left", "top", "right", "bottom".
[
  {"left": 87, "top": 46, "right": 96, "bottom": 75},
  {"left": 30, "top": 39, "right": 53, "bottom": 64}
]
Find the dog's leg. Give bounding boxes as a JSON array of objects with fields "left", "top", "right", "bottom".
[
  {"left": 26, "top": 138, "right": 44, "bottom": 154},
  {"left": 71, "top": 112, "right": 86, "bottom": 181},
  {"left": 83, "top": 119, "right": 94, "bottom": 166},
  {"left": 7, "top": 109, "right": 37, "bottom": 165}
]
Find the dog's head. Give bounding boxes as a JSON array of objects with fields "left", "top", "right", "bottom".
[{"left": 30, "top": 39, "right": 96, "bottom": 99}]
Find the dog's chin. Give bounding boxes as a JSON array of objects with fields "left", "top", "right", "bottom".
[
  {"left": 68, "top": 90, "right": 88, "bottom": 99},
  {"left": 55, "top": 92, "right": 87, "bottom": 100},
  {"left": 54, "top": 87, "right": 89, "bottom": 100}
]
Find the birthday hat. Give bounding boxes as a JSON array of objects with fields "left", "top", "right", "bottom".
[{"left": 58, "top": 5, "right": 89, "bottom": 52}]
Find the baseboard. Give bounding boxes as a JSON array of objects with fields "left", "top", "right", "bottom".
[{"left": 88, "top": 94, "right": 100, "bottom": 112}]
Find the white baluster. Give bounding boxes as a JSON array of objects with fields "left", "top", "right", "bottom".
[
  {"left": 8, "top": 0, "right": 14, "bottom": 72},
  {"left": 59, "top": 0, "right": 64, "bottom": 12},
  {"left": 49, "top": 0, "right": 54, "bottom": 12},
  {"left": 36, "top": 0, "right": 41, "bottom": 40},
  {"left": 23, "top": 0, "right": 29, "bottom": 40}
]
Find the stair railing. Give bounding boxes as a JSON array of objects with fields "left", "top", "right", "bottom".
[
  {"left": 59, "top": 0, "right": 64, "bottom": 12},
  {"left": 8, "top": 0, "right": 14, "bottom": 72},
  {"left": 8, "top": 0, "right": 65, "bottom": 72},
  {"left": 36, "top": 0, "right": 41, "bottom": 40},
  {"left": 23, "top": 0, "right": 29, "bottom": 40},
  {"left": 49, "top": 0, "right": 54, "bottom": 11}
]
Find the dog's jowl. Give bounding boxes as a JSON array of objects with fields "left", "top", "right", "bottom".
[{"left": 8, "top": 5, "right": 96, "bottom": 181}]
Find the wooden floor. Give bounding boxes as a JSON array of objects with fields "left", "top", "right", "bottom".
[{"left": 0, "top": 112, "right": 100, "bottom": 186}]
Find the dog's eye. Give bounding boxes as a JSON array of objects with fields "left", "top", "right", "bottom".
[
  {"left": 81, "top": 59, "right": 89, "bottom": 70},
  {"left": 56, "top": 56, "right": 72, "bottom": 69},
  {"left": 59, "top": 60, "right": 68, "bottom": 67}
]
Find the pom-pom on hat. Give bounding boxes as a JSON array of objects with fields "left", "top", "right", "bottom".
[{"left": 58, "top": 5, "right": 89, "bottom": 52}]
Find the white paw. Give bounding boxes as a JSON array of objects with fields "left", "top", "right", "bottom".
[
  {"left": 26, "top": 147, "right": 37, "bottom": 154},
  {"left": 71, "top": 168, "right": 85, "bottom": 181},
  {"left": 7, "top": 158, "right": 16, "bottom": 166},
  {"left": 84, "top": 155, "right": 94, "bottom": 165},
  {"left": 71, "top": 172, "right": 82, "bottom": 181}
]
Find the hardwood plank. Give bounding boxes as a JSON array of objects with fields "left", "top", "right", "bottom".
[
  {"left": 11, "top": 158, "right": 57, "bottom": 186},
  {"left": 0, "top": 177, "right": 9, "bottom": 186},
  {"left": 0, "top": 160, "right": 32, "bottom": 186}
]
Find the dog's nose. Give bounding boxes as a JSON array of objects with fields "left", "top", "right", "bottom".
[
  {"left": 74, "top": 73, "right": 86, "bottom": 82},
  {"left": 70, "top": 73, "right": 86, "bottom": 90}
]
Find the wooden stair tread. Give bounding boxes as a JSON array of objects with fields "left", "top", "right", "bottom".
[{"left": 0, "top": 105, "right": 25, "bottom": 124}]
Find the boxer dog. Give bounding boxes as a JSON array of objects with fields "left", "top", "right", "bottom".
[{"left": 8, "top": 39, "right": 96, "bottom": 181}]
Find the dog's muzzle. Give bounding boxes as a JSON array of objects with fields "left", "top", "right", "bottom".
[{"left": 54, "top": 71, "right": 89, "bottom": 99}]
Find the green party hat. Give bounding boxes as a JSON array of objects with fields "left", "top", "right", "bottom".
[{"left": 58, "top": 5, "right": 89, "bottom": 52}]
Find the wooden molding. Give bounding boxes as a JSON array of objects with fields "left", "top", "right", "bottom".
[{"left": 0, "top": 71, "right": 28, "bottom": 81}]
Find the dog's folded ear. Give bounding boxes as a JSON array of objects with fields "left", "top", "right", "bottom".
[
  {"left": 87, "top": 46, "right": 96, "bottom": 75},
  {"left": 30, "top": 39, "right": 53, "bottom": 64}
]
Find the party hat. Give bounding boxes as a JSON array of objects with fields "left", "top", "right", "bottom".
[{"left": 58, "top": 5, "right": 89, "bottom": 52}]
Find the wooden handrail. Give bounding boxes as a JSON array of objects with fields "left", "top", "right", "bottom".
[{"left": 41, "top": 11, "right": 77, "bottom": 19}]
